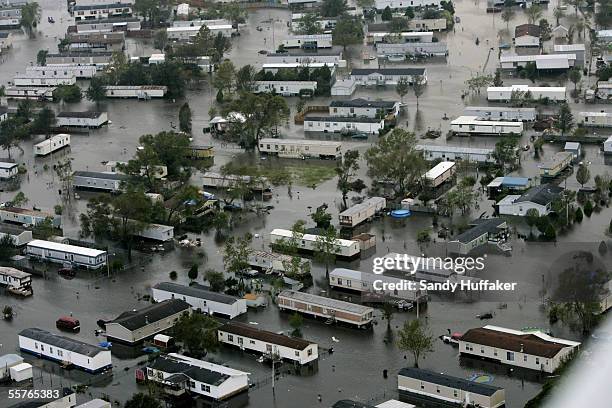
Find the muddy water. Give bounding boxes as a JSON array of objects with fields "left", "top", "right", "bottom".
[{"left": 0, "top": 1, "right": 610, "bottom": 407}]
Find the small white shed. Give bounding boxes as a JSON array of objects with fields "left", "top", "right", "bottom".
[{"left": 10, "top": 362, "right": 33, "bottom": 382}]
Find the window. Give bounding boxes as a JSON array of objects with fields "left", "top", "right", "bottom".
[
  {"left": 189, "top": 381, "right": 196, "bottom": 388},
  {"left": 40, "top": 345, "right": 44, "bottom": 351},
  {"left": 536, "top": 358, "right": 540, "bottom": 365},
  {"left": 507, "top": 352, "right": 515, "bottom": 361},
  {"left": 266, "top": 344, "right": 272, "bottom": 352},
  {"left": 201, "top": 384, "right": 210, "bottom": 392},
  {"left": 436, "top": 386, "right": 440, "bottom": 393},
  {"left": 420, "top": 382, "right": 424, "bottom": 390},
  {"left": 295, "top": 351, "right": 299, "bottom": 357},
  {"left": 238, "top": 337, "right": 243, "bottom": 345},
  {"left": 58, "top": 350, "right": 63, "bottom": 357},
  {"left": 524, "top": 355, "right": 528, "bottom": 362},
  {"left": 250, "top": 340, "right": 255, "bottom": 345},
  {"left": 227, "top": 334, "right": 233, "bottom": 342},
  {"left": 35, "top": 343, "right": 38, "bottom": 350},
  {"left": 453, "top": 390, "right": 458, "bottom": 397},
  {"left": 307, "top": 349, "right": 313, "bottom": 356},
  {"left": 50, "top": 347, "right": 53, "bottom": 354}
]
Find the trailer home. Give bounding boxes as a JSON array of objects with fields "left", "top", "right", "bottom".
[
  {"left": 218, "top": 322, "right": 319, "bottom": 366},
  {"left": 258, "top": 138, "right": 342, "bottom": 159},
  {"left": 0, "top": 207, "right": 61, "bottom": 228},
  {"left": 14, "top": 71, "right": 77, "bottom": 87},
  {"left": 416, "top": 145, "right": 495, "bottom": 164},
  {"left": 26, "top": 239, "right": 107, "bottom": 269},
  {"left": 247, "top": 250, "right": 311, "bottom": 275},
  {"left": 0, "top": 223, "right": 33, "bottom": 247},
  {"left": 166, "top": 24, "right": 233, "bottom": 41},
  {"left": 538, "top": 152, "right": 573, "bottom": 178},
  {"left": 104, "top": 85, "right": 167, "bottom": 98},
  {"left": 33, "top": 134, "right": 71, "bottom": 156},
  {"left": 254, "top": 81, "right": 317, "bottom": 96},
  {"left": 329, "top": 99, "right": 400, "bottom": 119},
  {"left": 72, "top": 3, "right": 133, "bottom": 21},
  {"left": 374, "top": 0, "right": 442, "bottom": 10},
  {"left": 339, "top": 197, "right": 386, "bottom": 228},
  {"left": 0, "top": 267, "right": 32, "bottom": 296},
  {"left": 376, "top": 41, "right": 449, "bottom": 57},
  {"left": 134, "top": 223, "right": 174, "bottom": 242},
  {"left": 424, "top": 161, "right": 456, "bottom": 188},
  {"left": 451, "top": 116, "right": 524, "bottom": 135},
  {"left": 202, "top": 171, "right": 270, "bottom": 191},
  {"left": 304, "top": 116, "right": 385, "bottom": 134},
  {"left": 73, "top": 171, "right": 127, "bottom": 192},
  {"left": 0, "top": 161, "right": 18, "bottom": 179},
  {"left": 76, "top": 17, "right": 141, "bottom": 33},
  {"left": 277, "top": 290, "right": 374, "bottom": 328},
  {"left": 366, "top": 31, "right": 434, "bottom": 45},
  {"left": 264, "top": 47, "right": 344, "bottom": 66},
  {"left": 46, "top": 51, "right": 113, "bottom": 67},
  {"left": 487, "top": 85, "right": 567, "bottom": 102},
  {"left": 4, "top": 86, "right": 56, "bottom": 101},
  {"left": 329, "top": 268, "right": 426, "bottom": 303},
  {"left": 270, "top": 228, "right": 361, "bottom": 259},
  {"left": 577, "top": 111, "right": 612, "bottom": 127},
  {"left": 57, "top": 111, "right": 108, "bottom": 128},
  {"left": 19, "top": 328, "right": 112, "bottom": 373},
  {"left": 463, "top": 106, "right": 537, "bottom": 122},
  {"left": 283, "top": 34, "right": 333, "bottom": 49},
  {"left": 25, "top": 64, "right": 97, "bottom": 79}
]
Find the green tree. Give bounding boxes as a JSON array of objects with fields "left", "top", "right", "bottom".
[
  {"left": 365, "top": 128, "right": 425, "bottom": 197},
  {"left": 33, "top": 218, "right": 55, "bottom": 240},
  {"left": 493, "top": 136, "right": 520, "bottom": 171},
  {"left": 223, "top": 233, "right": 253, "bottom": 278},
  {"left": 188, "top": 264, "right": 199, "bottom": 281},
  {"left": 575, "top": 207, "right": 583, "bottom": 222},
  {"left": 576, "top": 164, "right": 590, "bottom": 187},
  {"left": 555, "top": 103, "right": 574, "bottom": 136},
  {"left": 235, "top": 64, "right": 257, "bottom": 93},
  {"left": 32, "top": 107, "right": 56, "bottom": 136},
  {"left": 382, "top": 6, "right": 393, "bottom": 21},
  {"left": 390, "top": 17, "right": 409, "bottom": 33},
  {"left": 53, "top": 85, "right": 82, "bottom": 103},
  {"left": 501, "top": 7, "right": 515, "bottom": 29},
  {"left": 10, "top": 192, "right": 28, "bottom": 207},
  {"left": 525, "top": 3, "right": 543, "bottom": 24},
  {"left": 336, "top": 150, "right": 365, "bottom": 210},
  {"left": 205, "top": 269, "right": 226, "bottom": 292},
  {"left": 332, "top": 16, "right": 364, "bottom": 52},
  {"left": 289, "top": 312, "right": 304, "bottom": 336},
  {"left": 20, "top": 2, "right": 41, "bottom": 38},
  {"left": 313, "top": 226, "right": 341, "bottom": 274},
  {"left": 524, "top": 61, "right": 538, "bottom": 83},
  {"left": 584, "top": 200, "right": 593, "bottom": 217},
  {"left": 296, "top": 12, "right": 323, "bottom": 35},
  {"left": 569, "top": 67, "right": 582, "bottom": 91},
  {"left": 178, "top": 102, "right": 192, "bottom": 133},
  {"left": 395, "top": 77, "right": 410, "bottom": 103},
  {"left": 213, "top": 60, "right": 236, "bottom": 95},
  {"left": 321, "top": 0, "right": 347, "bottom": 17},
  {"left": 0, "top": 118, "right": 26, "bottom": 159},
  {"left": 134, "top": 0, "right": 159, "bottom": 22},
  {"left": 36, "top": 50, "right": 48, "bottom": 66},
  {"left": 153, "top": 29, "right": 168, "bottom": 52},
  {"left": 310, "top": 206, "right": 332, "bottom": 229},
  {"left": 137, "top": 131, "right": 192, "bottom": 179},
  {"left": 0, "top": 235, "right": 16, "bottom": 262},
  {"left": 173, "top": 313, "right": 219, "bottom": 356},
  {"left": 125, "top": 393, "right": 162, "bottom": 408},
  {"left": 553, "top": 7, "right": 565, "bottom": 25},
  {"left": 86, "top": 77, "right": 107, "bottom": 105},
  {"left": 396, "top": 319, "right": 434, "bottom": 368},
  {"left": 526, "top": 208, "right": 540, "bottom": 236},
  {"left": 412, "top": 75, "right": 426, "bottom": 108},
  {"left": 465, "top": 74, "right": 494, "bottom": 95},
  {"left": 493, "top": 69, "right": 503, "bottom": 86},
  {"left": 404, "top": 7, "right": 415, "bottom": 18},
  {"left": 382, "top": 301, "right": 395, "bottom": 328}
]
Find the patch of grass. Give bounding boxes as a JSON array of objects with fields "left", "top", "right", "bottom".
[{"left": 261, "top": 165, "right": 336, "bottom": 187}]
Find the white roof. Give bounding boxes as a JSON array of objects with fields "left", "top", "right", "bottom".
[
  {"left": 339, "top": 197, "right": 386, "bottom": 217},
  {"left": 289, "top": 33, "right": 332, "bottom": 40},
  {"left": 262, "top": 62, "right": 336, "bottom": 69},
  {"left": 167, "top": 24, "right": 232, "bottom": 32},
  {"left": 579, "top": 111, "right": 612, "bottom": 117},
  {"left": 451, "top": 115, "right": 522, "bottom": 127},
  {"left": 33, "top": 134, "right": 69, "bottom": 148},
  {"left": 75, "top": 400, "right": 111, "bottom": 408},
  {"left": 270, "top": 228, "right": 358, "bottom": 248},
  {"left": 425, "top": 161, "right": 455, "bottom": 180},
  {"left": 376, "top": 400, "right": 416, "bottom": 408},
  {"left": 536, "top": 55, "right": 574, "bottom": 69},
  {"left": 554, "top": 44, "right": 585, "bottom": 52},
  {"left": 0, "top": 267, "right": 30, "bottom": 279},
  {"left": 27, "top": 239, "right": 106, "bottom": 257},
  {"left": 0, "top": 161, "right": 18, "bottom": 169},
  {"left": 256, "top": 80, "right": 318, "bottom": 86},
  {"left": 259, "top": 138, "right": 341, "bottom": 147},
  {"left": 168, "top": 353, "right": 249, "bottom": 377},
  {"left": 368, "top": 31, "right": 433, "bottom": 38},
  {"left": 329, "top": 268, "right": 363, "bottom": 280},
  {"left": 497, "top": 194, "right": 520, "bottom": 206},
  {"left": 487, "top": 85, "right": 566, "bottom": 93},
  {"left": 153, "top": 334, "right": 172, "bottom": 342},
  {"left": 464, "top": 106, "right": 536, "bottom": 113},
  {"left": 10, "top": 362, "right": 32, "bottom": 372},
  {"left": 416, "top": 144, "right": 494, "bottom": 155},
  {"left": 483, "top": 325, "right": 581, "bottom": 347}
]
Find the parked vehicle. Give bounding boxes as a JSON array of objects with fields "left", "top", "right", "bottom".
[
  {"left": 56, "top": 316, "right": 80, "bottom": 332},
  {"left": 58, "top": 268, "right": 76, "bottom": 279}
]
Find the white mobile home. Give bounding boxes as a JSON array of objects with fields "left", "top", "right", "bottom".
[
  {"left": 350, "top": 68, "right": 427, "bottom": 86},
  {"left": 134, "top": 223, "right": 173, "bottom": 241},
  {"left": 283, "top": 34, "right": 333, "bottom": 49},
  {"left": 76, "top": 17, "right": 141, "bottom": 33},
  {"left": 218, "top": 322, "right": 319, "bottom": 365},
  {"left": 304, "top": 116, "right": 385, "bottom": 134},
  {"left": 539, "top": 152, "right": 573, "bottom": 178},
  {"left": 146, "top": 353, "right": 249, "bottom": 401},
  {"left": 258, "top": 138, "right": 342, "bottom": 159},
  {"left": 374, "top": 0, "right": 441, "bottom": 10},
  {"left": 376, "top": 42, "right": 449, "bottom": 57},
  {"left": 19, "top": 327, "right": 112, "bottom": 373},
  {"left": 451, "top": 116, "right": 524, "bottom": 135},
  {"left": 254, "top": 81, "right": 317, "bottom": 96},
  {"left": 262, "top": 62, "right": 336, "bottom": 75},
  {"left": 247, "top": 250, "right": 311, "bottom": 274},
  {"left": 0, "top": 207, "right": 61, "bottom": 228},
  {"left": 463, "top": 106, "right": 537, "bottom": 122},
  {"left": 26, "top": 64, "right": 97, "bottom": 79},
  {"left": 514, "top": 24, "right": 541, "bottom": 48},
  {"left": 0, "top": 161, "right": 18, "bottom": 178},
  {"left": 73, "top": 171, "right": 127, "bottom": 192},
  {"left": 459, "top": 325, "right": 580, "bottom": 373},
  {"left": 14, "top": 71, "right": 77, "bottom": 87},
  {"left": 72, "top": 3, "right": 133, "bottom": 21},
  {"left": 499, "top": 54, "right": 576, "bottom": 70},
  {"left": 329, "top": 99, "right": 400, "bottom": 119},
  {"left": 104, "top": 85, "right": 167, "bottom": 98},
  {"left": 578, "top": 111, "right": 612, "bottom": 127},
  {"left": 339, "top": 197, "right": 386, "bottom": 228},
  {"left": 366, "top": 31, "right": 434, "bottom": 45},
  {"left": 0, "top": 223, "right": 33, "bottom": 247},
  {"left": 26, "top": 239, "right": 107, "bottom": 269},
  {"left": 4, "top": 86, "right": 56, "bottom": 100},
  {"left": 202, "top": 171, "right": 270, "bottom": 191},
  {"left": 398, "top": 368, "right": 505, "bottom": 408},
  {"left": 33, "top": 134, "right": 71, "bottom": 156},
  {"left": 487, "top": 85, "right": 567, "bottom": 102},
  {"left": 166, "top": 24, "right": 233, "bottom": 41},
  {"left": 270, "top": 228, "right": 361, "bottom": 259},
  {"left": 0, "top": 266, "right": 32, "bottom": 295},
  {"left": 277, "top": 290, "right": 374, "bottom": 328},
  {"left": 265, "top": 48, "right": 344, "bottom": 66},
  {"left": 424, "top": 161, "right": 456, "bottom": 188},
  {"left": 329, "top": 268, "right": 426, "bottom": 302},
  {"left": 46, "top": 51, "right": 113, "bottom": 67},
  {"left": 331, "top": 79, "right": 357, "bottom": 96},
  {"left": 57, "top": 111, "right": 108, "bottom": 128},
  {"left": 416, "top": 145, "right": 495, "bottom": 164},
  {"left": 152, "top": 282, "right": 247, "bottom": 319}
]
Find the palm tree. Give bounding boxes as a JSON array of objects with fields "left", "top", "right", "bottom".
[
  {"left": 525, "top": 4, "right": 543, "bottom": 25},
  {"left": 575, "top": 19, "right": 585, "bottom": 39},
  {"left": 20, "top": 2, "right": 41, "bottom": 38},
  {"left": 553, "top": 7, "right": 565, "bottom": 26}
]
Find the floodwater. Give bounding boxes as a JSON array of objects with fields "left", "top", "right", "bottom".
[{"left": 0, "top": 1, "right": 611, "bottom": 407}]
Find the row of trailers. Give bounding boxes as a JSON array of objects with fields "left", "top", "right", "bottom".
[{"left": 449, "top": 106, "right": 536, "bottom": 136}]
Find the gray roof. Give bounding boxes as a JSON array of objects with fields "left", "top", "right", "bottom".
[
  {"left": 454, "top": 218, "right": 506, "bottom": 244},
  {"left": 153, "top": 282, "right": 241, "bottom": 305},
  {"left": 109, "top": 299, "right": 190, "bottom": 331},
  {"left": 278, "top": 290, "right": 373, "bottom": 315},
  {"left": 330, "top": 98, "right": 396, "bottom": 109},
  {"left": 73, "top": 3, "right": 133, "bottom": 11},
  {"left": 73, "top": 171, "right": 128, "bottom": 181},
  {"left": 148, "top": 354, "right": 228, "bottom": 386},
  {"left": 516, "top": 184, "right": 563, "bottom": 206},
  {"left": 0, "top": 353, "right": 23, "bottom": 367},
  {"left": 270, "top": 46, "right": 343, "bottom": 57},
  {"left": 350, "top": 68, "right": 426, "bottom": 76},
  {"left": 339, "top": 197, "right": 386, "bottom": 217},
  {"left": 0, "top": 106, "right": 8, "bottom": 115},
  {"left": 76, "top": 17, "right": 140, "bottom": 25},
  {"left": 58, "top": 111, "right": 105, "bottom": 119},
  {"left": 399, "top": 367, "right": 503, "bottom": 396},
  {"left": 19, "top": 328, "right": 107, "bottom": 357},
  {"left": 332, "top": 401, "right": 377, "bottom": 408},
  {"left": 219, "top": 322, "right": 315, "bottom": 350},
  {"left": 0, "top": 160, "right": 17, "bottom": 169},
  {"left": 305, "top": 116, "right": 383, "bottom": 123},
  {"left": 47, "top": 51, "right": 113, "bottom": 57},
  {"left": 0, "top": 222, "right": 28, "bottom": 235}
]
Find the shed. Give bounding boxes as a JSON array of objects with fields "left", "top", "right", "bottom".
[
  {"left": 9, "top": 362, "right": 33, "bottom": 382},
  {"left": 564, "top": 142, "right": 581, "bottom": 161}
]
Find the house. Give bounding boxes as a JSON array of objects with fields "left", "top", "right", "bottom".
[
  {"left": 339, "top": 197, "right": 386, "bottom": 228},
  {"left": 277, "top": 290, "right": 374, "bottom": 328},
  {"left": 0, "top": 223, "right": 33, "bottom": 246},
  {"left": 499, "top": 54, "right": 576, "bottom": 71},
  {"left": 104, "top": 85, "right": 167, "bottom": 98},
  {"left": 129, "top": 222, "right": 173, "bottom": 242},
  {"left": 57, "top": 111, "right": 108, "bottom": 128},
  {"left": 0, "top": 207, "right": 60, "bottom": 228},
  {"left": 459, "top": 325, "right": 580, "bottom": 373},
  {"left": 331, "top": 78, "right": 357, "bottom": 96},
  {"left": 282, "top": 33, "right": 333, "bottom": 49},
  {"left": 4, "top": 86, "right": 56, "bottom": 100},
  {"left": 464, "top": 106, "right": 537, "bottom": 122},
  {"left": 105, "top": 299, "right": 191, "bottom": 344},
  {"left": 270, "top": 228, "right": 361, "bottom": 259},
  {"left": 564, "top": 142, "right": 581, "bottom": 161},
  {"left": 73, "top": 171, "right": 128, "bottom": 192},
  {"left": 247, "top": 250, "right": 311, "bottom": 275},
  {"left": 416, "top": 145, "right": 495, "bottom": 164},
  {"left": 304, "top": 116, "right": 385, "bottom": 134},
  {"left": 145, "top": 353, "right": 249, "bottom": 401},
  {"left": 329, "top": 268, "right": 427, "bottom": 303},
  {"left": 217, "top": 322, "right": 319, "bottom": 365},
  {"left": 259, "top": 138, "right": 341, "bottom": 159},
  {"left": 26, "top": 239, "right": 107, "bottom": 269},
  {"left": 538, "top": 151, "right": 573, "bottom": 178},
  {"left": 0, "top": 8, "right": 20, "bottom": 29},
  {"left": 166, "top": 24, "right": 233, "bottom": 41},
  {"left": 450, "top": 116, "right": 524, "bottom": 135},
  {"left": 424, "top": 161, "right": 456, "bottom": 188},
  {"left": 333, "top": 401, "right": 416, "bottom": 408},
  {"left": 151, "top": 282, "right": 247, "bottom": 319},
  {"left": 66, "top": 32, "right": 125, "bottom": 53},
  {"left": 514, "top": 24, "right": 541, "bottom": 47},
  {"left": 487, "top": 85, "right": 566, "bottom": 102},
  {"left": 18, "top": 328, "right": 112, "bottom": 373},
  {"left": 46, "top": 51, "right": 113, "bottom": 67},
  {"left": 398, "top": 367, "right": 505, "bottom": 408},
  {"left": 350, "top": 68, "right": 427, "bottom": 86},
  {"left": 262, "top": 62, "right": 336, "bottom": 75},
  {"left": 552, "top": 24, "right": 569, "bottom": 41},
  {"left": 553, "top": 43, "right": 585, "bottom": 66},
  {"left": 0, "top": 160, "right": 17, "bottom": 179},
  {"left": 0, "top": 266, "right": 32, "bottom": 295},
  {"left": 376, "top": 42, "right": 449, "bottom": 57},
  {"left": 366, "top": 31, "right": 434, "bottom": 45},
  {"left": 76, "top": 17, "right": 141, "bottom": 33},
  {"left": 487, "top": 176, "right": 531, "bottom": 196},
  {"left": 448, "top": 218, "right": 509, "bottom": 255},
  {"left": 25, "top": 64, "right": 97, "bottom": 79},
  {"left": 33, "top": 134, "right": 71, "bottom": 157},
  {"left": 72, "top": 3, "right": 133, "bottom": 21},
  {"left": 291, "top": 12, "right": 337, "bottom": 31},
  {"left": 577, "top": 111, "right": 612, "bottom": 128},
  {"left": 0, "top": 31, "right": 11, "bottom": 48},
  {"left": 373, "top": 0, "right": 442, "bottom": 10},
  {"left": 254, "top": 81, "right": 317, "bottom": 96},
  {"left": 497, "top": 184, "right": 564, "bottom": 216},
  {"left": 14, "top": 71, "right": 77, "bottom": 87},
  {"left": 265, "top": 47, "right": 345, "bottom": 66},
  {"left": 329, "top": 99, "right": 400, "bottom": 119}
]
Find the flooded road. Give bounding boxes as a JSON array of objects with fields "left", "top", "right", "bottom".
[{"left": 0, "top": 1, "right": 611, "bottom": 407}]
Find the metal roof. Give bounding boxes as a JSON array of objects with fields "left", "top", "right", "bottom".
[
  {"left": 0, "top": 266, "right": 30, "bottom": 279},
  {"left": 305, "top": 116, "right": 383, "bottom": 123},
  {"left": 270, "top": 229, "right": 358, "bottom": 248},
  {"left": 58, "top": 111, "right": 105, "bottom": 119},
  {"left": 153, "top": 282, "right": 241, "bottom": 305},
  {"left": 416, "top": 144, "right": 494, "bottom": 155},
  {"left": 398, "top": 367, "right": 504, "bottom": 396},
  {"left": 350, "top": 68, "right": 426, "bottom": 76},
  {"left": 109, "top": 299, "right": 190, "bottom": 331},
  {"left": 19, "top": 328, "right": 108, "bottom": 357},
  {"left": 259, "top": 138, "right": 341, "bottom": 147},
  {"left": 515, "top": 184, "right": 563, "bottom": 205},
  {"left": 487, "top": 176, "right": 530, "bottom": 188},
  {"left": 330, "top": 98, "right": 397, "bottom": 109},
  {"left": 453, "top": 218, "right": 507, "bottom": 244},
  {"left": 339, "top": 197, "right": 385, "bottom": 217},
  {"left": 0, "top": 161, "right": 17, "bottom": 169},
  {"left": 425, "top": 161, "right": 455, "bottom": 180},
  {"left": 27, "top": 239, "right": 106, "bottom": 258},
  {"left": 148, "top": 354, "right": 229, "bottom": 386},
  {"left": 278, "top": 290, "right": 373, "bottom": 315},
  {"left": 219, "top": 322, "right": 315, "bottom": 350},
  {"left": 73, "top": 171, "right": 127, "bottom": 181}
]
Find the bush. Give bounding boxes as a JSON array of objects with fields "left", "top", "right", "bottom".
[
  {"left": 584, "top": 201, "right": 593, "bottom": 217},
  {"left": 52, "top": 84, "right": 82, "bottom": 103},
  {"left": 169, "top": 270, "right": 178, "bottom": 280},
  {"left": 575, "top": 207, "right": 583, "bottom": 223}
]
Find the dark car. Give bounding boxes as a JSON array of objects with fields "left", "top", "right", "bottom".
[{"left": 58, "top": 268, "right": 76, "bottom": 279}]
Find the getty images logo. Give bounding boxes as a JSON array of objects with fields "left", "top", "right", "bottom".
[{"left": 372, "top": 254, "right": 486, "bottom": 275}]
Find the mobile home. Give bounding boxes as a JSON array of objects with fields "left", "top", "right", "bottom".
[
  {"left": 46, "top": 51, "right": 113, "bottom": 67},
  {"left": 270, "top": 228, "right": 361, "bottom": 259},
  {"left": 14, "top": 71, "right": 77, "bottom": 87},
  {"left": 254, "top": 81, "right": 317, "bottom": 96},
  {"left": 283, "top": 34, "right": 333, "bottom": 49},
  {"left": 0, "top": 223, "right": 33, "bottom": 247},
  {"left": 264, "top": 47, "right": 344, "bottom": 66},
  {"left": 304, "top": 116, "right": 385, "bottom": 134},
  {"left": 56, "top": 111, "right": 108, "bottom": 128},
  {"left": 463, "top": 106, "right": 537, "bottom": 122},
  {"left": 104, "top": 85, "right": 167, "bottom": 98},
  {"left": 0, "top": 266, "right": 32, "bottom": 296},
  {"left": 329, "top": 99, "right": 400, "bottom": 119},
  {"left": 487, "top": 85, "right": 567, "bottom": 102},
  {"left": 374, "top": 0, "right": 442, "bottom": 10},
  {"left": 247, "top": 250, "right": 311, "bottom": 275},
  {"left": 338, "top": 197, "right": 386, "bottom": 228},
  {"left": 538, "top": 151, "right": 573, "bottom": 178},
  {"left": 366, "top": 31, "right": 434, "bottom": 45},
  {"left": 33, "top": 134, "right": 71, "bottom": 156},
  {"left": 451, "top": 116, "right": 524, "bottom": 135},
  {"left": 376, "top": 42, "right": 449, "bottom": 57},
  {"left": 202, "top": 171, "right": 270, "bottom": 191},
  {"left": 277, "top": 290, "right": 374, "bottom": 328},
  {"left": 166, "top": 24, "right": 233, "bottom": 41},
  {"left": 25, "top": 64, "right": 98, "bottom": 79},
  {"left": 0, "top": 207, "right": 61, "bottom": 228},
  {"left": 0, "top": 161, "right": 18, "bottom": 179},
  {"left": 258, "top": 138, "right": 342, "bottom": 159},
  {"left": 416, "top": 145, "right": 495, "bottom": 164},
  {"left": 329, "top": 268, "right": 426, "bottom": 303},
  {"left": 577, "top": 111, "right": 612, "bottom": 127},
  {"left": 73, "top": 171, "right": 127, "bottom": 192},
  {"left": 4, "top": 86, "right": 56, "bottom": 100},
  {"left": 26, "top": 239, "right": 107, "bottom": 269},
  {"left": 424, "top": 161, "right": 456, "bottom": 188},
  {"left": 604, "top": 136, "right": 612, "bottom": 154}
]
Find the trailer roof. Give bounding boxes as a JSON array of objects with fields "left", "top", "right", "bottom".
[
  {"left": 278, "top": 290, "right": 373, "bottom": 315},
  {"left": 450, "top": 115, "right": 524, "bottom": 127},
  {"left": 416, "top": 144, "right": 494, "bottom": 155},
  {"left": 0, "top": 266, "right": 30, "bottom": 279},
  {"left": 464, "top": 106, "right": 536, "bottom": 113},
  {"left": 339, "top": 197, "right": 385, "bottom": 217},
  {"left": 271, "top": 228, "right": 358, "bottom": 248},
  {"left": 27, "top": 239, "right": 106, "bottom": 257},
  {"left": 19, "top": 328, "right": 107, "bottom": 357},
  {"left": 259, "top": 138, "right": 341, "bottom": 147},
  {"left": 425, "top": 161, "right": 455, "bottom": 180}
]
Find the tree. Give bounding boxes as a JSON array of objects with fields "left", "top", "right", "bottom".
[
  {"left": 10, "top": 192, "right": 28, "bottom": 207},
  {"left": 576, "top": 164, "right": 590, "bottom": 187},
  {"left": 173, "top": 313, "right": 219, "bottom": 356},
  {"left": 569, "top": 67, "right": 582, "bottom": 91},
  {"left": 493, "top": 136, "right": 519, "bottom": 171},
  {"left": 395, "top": 77, "right": 410, "bottom": 103},
  {"left": 205, "top": 269, "right": 225, "bottom": 292},
  {"left": 53, "top": 85, "right": 82, "bottom": 103},
  {"left": 336, "top": 150, "right": 365, "bottom": 210},
  {"left": 390, "top": 17, "right": 409, "bottom": 33},
  {"left": 584, "top": 200, "right": 593, "bottom": 217},
  {"left": 36, "top": 50, "right": 48, "bottom": 66},
  {"left": 314, "top": 226, "right": 340, "bottom": 274},
  {"left": 125, "top": 393, "right": 162, "bottom": 408},
  {"left": 31, "top": 107, "right": 56, "bottom": 136},
  {"left": 134, "top": 0, "right": 159, "bottom": 22},
  {"left": 178, "top": 102, "right": 192, "bottom": 133},
  {"left": 153, "top": 29, "right": 168, "bottom": 52},
  {"left": 404, "top": 7, "right": 415, "bottom": 18},
  {"left": 296, "top": 12, "right": 323, "bottom": 35},
  {"left": 224, "top": 233, "right": 253, "bottom": 279},
  {"left": 465, "top": 75, "right": 493, "bottom": 95},
  {"left": 0, "top": 118, "right": 25, "bottom": 159},
  {"left": 332, "top": 16, "right": 364, "bottom": 52},
  {"left": 0, "top": 235, "right": 16, "bottom": 262},
  {"left": 493, "top": 69, "right": 503, "bottom": 86},
  {"left": 20, "top": 2, "right": 41, "bottom": 38},
  {"left": 526, "top": 208, "right": 540, "bottom": 236},
  {"left": 553, "top": 7, "right": 565, "bottom": 25},
  {"left": 235, "top": 64, "right": 257, "bottom": 93},
  {"left": 321, "top": 0, "right": 347, "bottom": 17},
  {"left": 501, "top": 7, "right": 515, "bottom": 29},
  {"left": 188, "top": 264, "right": 199, "bottom": 281},
  {"left": 396, "top": 320, "right": 434, "bottom": 368},
  {"left": 33, "top": 218, "right": 55, "bottom": 240},
  {"left": 213, "top": 60, "right": 236, "bottom": 95},
  {"left": 137, "top": 131, "right": 192, "bottom": 179},
  {"left": 523, "top": 61, "right": 538, "bottom": 83},
  {"left": 525, "top": 3, "right": 543, "bottom": 24},
  {"left": 575, "top": 207, "right": 583, "bottom": 222},
  {"left": 111, "top": 188, "right": 153, "bottom": 260},
  {"left": 365, "top": 129, "right": 425, "bottom": 197},
  {"left": 289, "top": 312, "right": 304, "bottom": 336},
  {"left": 412, "top": 75, "right": 426, "bottom": 108},
  {"left": 555, "top": 103, "right": 573, "bottom": 136},
  {"left": 382, "top": 6, "right": 393, "bottom": 21},
  {"left": 86, "top": 77, "right": 107, "bottom": 105}
]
